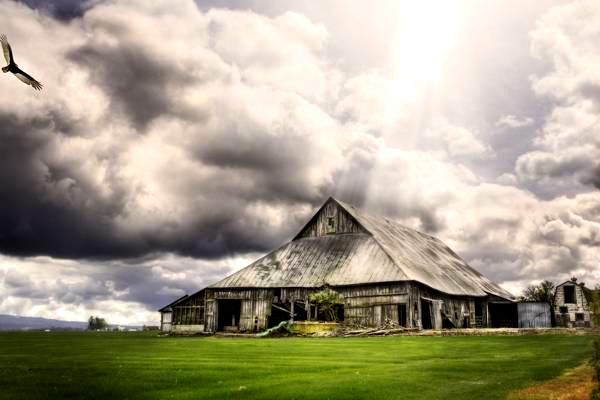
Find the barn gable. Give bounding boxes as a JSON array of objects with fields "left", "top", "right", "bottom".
[{"left": 294, "top": 198, "right": 369, "bottom": 239}]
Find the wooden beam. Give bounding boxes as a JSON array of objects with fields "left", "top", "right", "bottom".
[
  {"left": 271, "top": 303, "right": 291, "bottom": 313},
  {"left": 290, "top": 301, "right": 295, "bottom": 322}
]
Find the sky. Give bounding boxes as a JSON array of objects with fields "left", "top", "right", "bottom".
[{"left": 0, "top": 0, "right": 599, "bottom": 325}]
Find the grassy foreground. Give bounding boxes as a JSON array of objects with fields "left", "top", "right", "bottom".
[{"left": 0, "top": 332, "right": 596, "bottom": 400}]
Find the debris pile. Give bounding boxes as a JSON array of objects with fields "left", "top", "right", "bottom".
[{"left": 256, "top": 320, "right": 293, "bottom": 338}]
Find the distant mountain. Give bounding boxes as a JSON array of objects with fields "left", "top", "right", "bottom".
[
  {"left": 0, "top": 314, "right": 87, "bottom": 331},
  {"left": 0, "top": 314, "right": 142, "bottom": 331}
]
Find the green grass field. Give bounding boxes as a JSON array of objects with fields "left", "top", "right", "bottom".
[{"left": 0, "top": 332, "right": 596, "bottom": 400}]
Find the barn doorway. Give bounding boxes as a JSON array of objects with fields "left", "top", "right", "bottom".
[
  {"left": 474, "top": 300, "right": 484, "bottom": 328},
  {"left": 217, "top": 299, "right": 241, "bottom": 332},
  {"left": 489, "top": 302, "right": 518, "bottom": 328},
  {"left": 268, "top": 302, "right": 291, "bottom": 328},
  {"left": 293, "top": 300, "right": 308, "bottom": 321},
  {"left": 420, "top": 299, "right": 433, "bottom": 329},
  {"left": 398, "top": 304, "right": 407, "bottom": 327}
]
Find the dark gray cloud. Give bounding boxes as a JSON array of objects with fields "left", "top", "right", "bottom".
[
  {"left": 17, "top": 0, "right": 98, "bottom": 20},
  {"left": 67, "top": 42, "right": 202, "bottom": 129},
  {"left": 0, "top": 2, "right": 337, "bottom": 260},
  {"left": 0, "top": 108, "right": 301, "bottom": 260},
  {"left": 0, "top": 110, "right": 132, "bottom": 258}
]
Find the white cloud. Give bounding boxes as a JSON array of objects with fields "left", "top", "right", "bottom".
[
  {"left": 495, "top": 114, "right": 534, "bottom": 129},
  {"left": 515, "top": 0, "right": 600, "bottom": 194}
]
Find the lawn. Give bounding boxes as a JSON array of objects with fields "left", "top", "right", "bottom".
[{"left": 0, "top": 332, "right": 596, "bottom": 400}]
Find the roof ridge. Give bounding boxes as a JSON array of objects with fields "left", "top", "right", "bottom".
[{"left": 332, "top": 197, "right": 436, "bottom": 239}]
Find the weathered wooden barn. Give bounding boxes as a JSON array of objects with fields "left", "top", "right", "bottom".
[
  {"left": 554, "top": 280, "right": 593, "bottom": 327},
  {"left": 160, "top": 197, "right": 516, "bottom": 333}
]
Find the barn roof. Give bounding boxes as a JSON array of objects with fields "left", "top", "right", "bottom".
[
  {"left": 158, "top": 294, "right": 188, "bottom": 312},
  {"left": 210, "top": 197, "right": 513, "bottom": 300}
]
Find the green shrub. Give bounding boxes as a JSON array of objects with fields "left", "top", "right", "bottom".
[
  {"left": 594, "top": 340, "right": 600, "bottom": 382},
  {"left": 592, "top": 340, "right": 600, "bottom": 400},
  {"left": 309, "top": 289, "right": 343, "bottom": 321}
]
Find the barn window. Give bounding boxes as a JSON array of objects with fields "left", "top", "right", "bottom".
[
  {"left": 559, "top": 306, "right": 568, "bottom": 314},
  {"left": 326, "top": 216, "right": 336, "bottom": 233},
  {"left": 273, "top": 288, "right": 281, "bottom": 303},
  {"left": 575, "top": 313, "right": 584, "bottom": 321},
  {"left": 563, "top": 286, "right": 575, "bottom": 304}
]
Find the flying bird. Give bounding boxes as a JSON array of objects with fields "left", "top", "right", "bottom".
[{"left": 0, "top": 34, "right": 42, "bottom": 91}]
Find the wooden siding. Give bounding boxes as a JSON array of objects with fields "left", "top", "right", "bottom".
[
  {"left": 295, "top": 199, "right": 367, "bottom": 238},
  {"left": 206, "top": 289, "right": 273, "bottom": 332},
  {"left": 170, "top": 289, "right": 205, "bottom": 330},
  {"left": 160, "top": 311, "right": 172, "bottom": 332},
  {"left": 415, "top": 284, "right": 478, "bottom": 329},
  {"left": 518, "top": 303, "right": 551, "bottom": 328},
  {"left": 337, "top": 283, "right": 413, "bottom": 327},
  {"left": 203, "top": 283, "right": 488, "bottom": 331}
]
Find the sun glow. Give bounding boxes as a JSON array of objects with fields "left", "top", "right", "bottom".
[
  {"left": 382, "top": 0, "right": 465, "bottom": 126},
  {"left": 392, "top": 0, "right": 464, "bottom": 84}
]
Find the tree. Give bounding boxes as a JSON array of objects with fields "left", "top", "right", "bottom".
[
  {"left": 583, "top": 284, "right": 600, "bottom": 327},
  {"left": 309, "top": 289, "right": 343, "bottom": 322},
  {"left": 522, "top": 280, "right": 557, "bottom": 327},
  {"left": 87, "top": 316, "right": 109, "bottom": 331}
]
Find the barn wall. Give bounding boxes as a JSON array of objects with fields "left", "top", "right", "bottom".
[
  {"left": 172, "top": 324, "right": 204, "bottom": 332},
  {"left": 337, "top": 283, "right": 414, "bottom": 327},
  {"left": 160, "top": 311, "right": 172, "bottom": 332},
  {"left": 204, "top": 283, "right": 495, "bottom": 331},
  {"left": 206, "top": 289, "right": 273, "bottom": 332},
  {"left": 168, "top": 290, "right": 205, "bottom": 332},
  {"left": 518, "top": 303, "right": 551, "bottom": 328},
  {"left": 416, "top": 284, "right": 477, "bottom": 329},
  {"left": 296, "top": 200, "right": 367, "bottom": 238}
]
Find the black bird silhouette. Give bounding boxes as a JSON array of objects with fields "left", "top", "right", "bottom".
[{"left": 0, "top": 34, "right": 42, "bottom": 91}]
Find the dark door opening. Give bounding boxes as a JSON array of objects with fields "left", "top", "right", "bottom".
[
  {"left": 420, "top": 299, "right": 432, "bottom": 329},
  {"left": 268, "top": 302, "right": 291, "bottom": 328},
  {"left": 293, "top": 300, "right": 308, "bottom": 321},
  {"left": 463, "top": 315, "right": 470, "bottom": 328},
  {"left": 489, "top": 302, "right": 518, "bottom": 328},
  {"left": 474, "top": 301, "right": 484, "bottom": 328},
  {"left": 563, "top": 286, "right": 575, "bottom": 303},
  {"left": 398, "top": 304, "right": 407, "bottom": 327},
  {"left": 334, "top": 304, "right": 344, "bottom": 322},
  {"left": 217, "top": 299, "right": 241, "bottom": 331}
]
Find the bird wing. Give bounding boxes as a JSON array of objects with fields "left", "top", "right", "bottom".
[
  {"left": 14, "top": 67, "right": 43, "bottom": 91},
  {"left": 0, "top": 35, "right": 13, "bottom": 64}
]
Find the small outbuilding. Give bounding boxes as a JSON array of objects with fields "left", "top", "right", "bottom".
[
  {"left": 158, "top": 290, "right": 206, "bottom": 333},
  {"left": 554, "top": 280, "right": 593, "bottom": 327}
]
